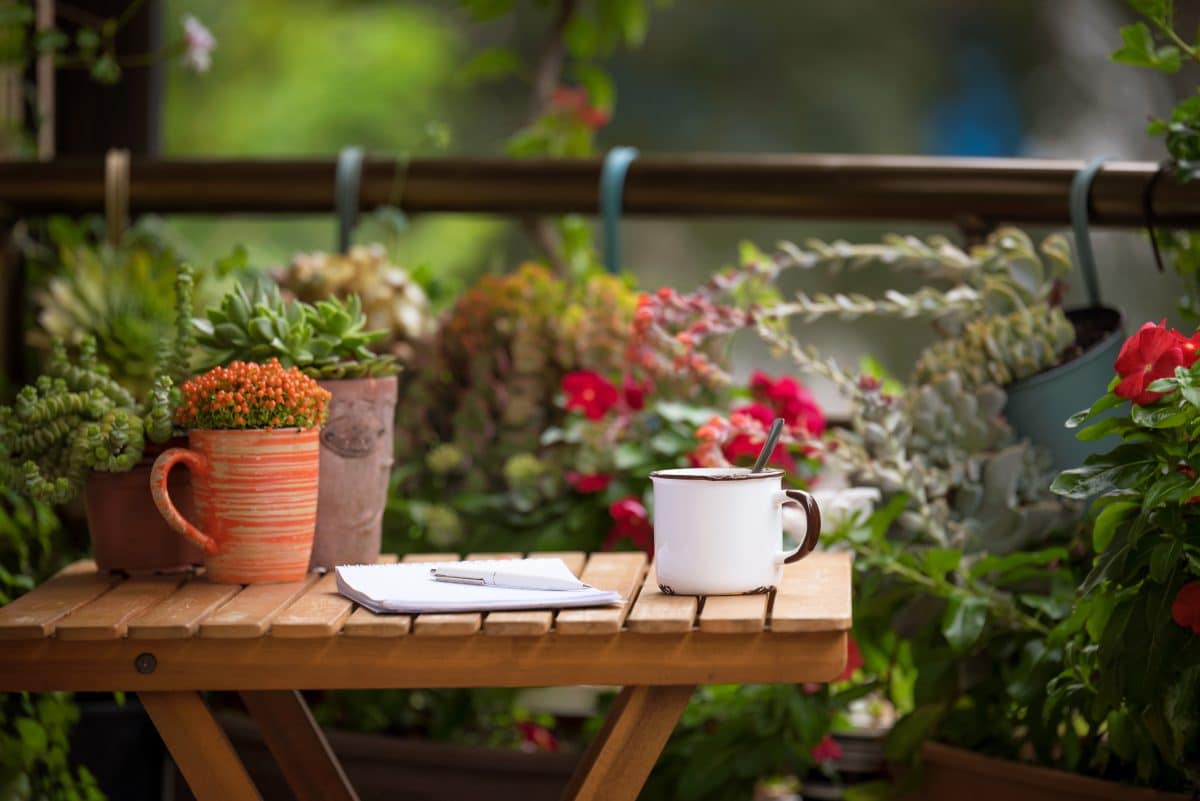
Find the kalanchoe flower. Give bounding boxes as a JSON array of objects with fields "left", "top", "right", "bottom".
[
  {"left": 566, "top": 471, "right": 612, "bottom": 494},
  {"left": 176, "top": 359, "right": 330, "bottom": 430},
  {"left": 622, "top": 376, "right": 651, "bottom": 411},
  {"left": 811, "top": 735, "right": 843, "bottom": 763},
  {"left": 1113, "top": 321, "right": 1200, "bottom": 405},
  {"left": 1172, "top": 581, "right": 1200, "bottom": 633},
  {"left": 181, "top": 15, "right": 216, "bottom": 73},
  {"left": 563, "top": 370, "right": 619, "bottom": 420},
  {"left": 605, "top": 495, "right": 653, "bottom": 554}
]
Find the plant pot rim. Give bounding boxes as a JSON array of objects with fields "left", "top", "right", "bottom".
[
  {"left": 184, "top": 426, "right": 319, "bottom": 435},
  {"left": 1006, "top": 304, "right": 1124, "bottom": 394},
  {"left": 316, "top": 373, "right": 400, "bottom": 384}
]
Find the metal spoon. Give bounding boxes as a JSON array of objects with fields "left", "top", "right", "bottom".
[{"left": 751, "top": 418, "right": 785, "bottom": 473}]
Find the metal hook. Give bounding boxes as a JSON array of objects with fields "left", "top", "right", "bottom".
[
  {"left": 1069, "top": 157, "right": 1110, "bottom": 308},
  {"left": 335, "top": 146, "right": 364, "bottom": 253},
  {"left": 1143, "top": 160, "right": 1172, "bottom": 274},
  {"left": 600, "top": 147, "right": 638, "bottom": 275}
]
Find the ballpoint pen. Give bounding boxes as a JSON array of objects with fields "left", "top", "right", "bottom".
[{"left": 430, "top": 566, "right": 591, "bottom": 591}]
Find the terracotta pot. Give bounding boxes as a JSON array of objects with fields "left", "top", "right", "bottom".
[
  {"left": 172, "top": 712, "right": 579, "bottom": 801},
  {"left": 84, "top": 458, "right": 204, "bottom": 574},
  {"left": 310, "top": 376, "right": 397, "bottom": 569},
  {"left": 150, "top": 428, "right": 320, "bottom": 584},
  {"left": 917, "top": 742, "right": 1192, "bottom": 801}
]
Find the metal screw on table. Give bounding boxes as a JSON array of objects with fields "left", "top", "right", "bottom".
[{"left": 134, "top": 652, "right": 157, "bottom": 674}]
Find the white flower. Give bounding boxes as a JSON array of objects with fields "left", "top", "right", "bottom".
[{"left": 181, "top": 15, "right": 215, "bottom": 73}]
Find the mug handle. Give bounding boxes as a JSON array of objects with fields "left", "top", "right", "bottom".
[
  {"left": 775, "top": 489, "right": 821, "bottom": 564},
  {"left": 150, "top": 448, "right": 218, "bottom": 555}
]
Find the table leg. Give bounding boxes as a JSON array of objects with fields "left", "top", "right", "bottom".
[
  {"left": 240, "top": 690, "right": 359, "bottom": 801},
  {"left": 560, "top": 684, "right": 695, "bottom": 801},
  {"left": 140, "top": 691, "right": 262, "bottom": 801}
]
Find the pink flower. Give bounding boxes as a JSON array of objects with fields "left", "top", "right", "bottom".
[
  {"left": 563, "top": 371, "right": 619, "bottom": 420},
  {"left": 181, "top": 15, "right": 216, "bottom": 73},
  {"left": 811, "top": 735, "right": 843, "bottom": 763},
  {"left": 1172, "top": 582, "right": 1200, "bottom": 633},
  {"left": 1114, "top": 321, "right": 1198, "bottom": 405},
  {"left": 566, "top": 472, "right": 612, "bottom": 494},
  {"left": 605, "top": 496, "right": 653, "bottom": 555}
]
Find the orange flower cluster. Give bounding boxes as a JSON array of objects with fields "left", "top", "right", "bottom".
[{"left": 176, "top": 359, "right": 331, "bottom": 431}]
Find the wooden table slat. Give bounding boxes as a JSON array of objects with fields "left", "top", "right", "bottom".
[
  {"left": 484, "top": 551, "right": 588, "bottom": 636},
  {"left": 0, "top": 568, "right": 122, "bottom": 639},
  {"left": 769, "top": 551, "right": 853, "bottom": 632},
  {"left": 626, "top": 563, "right": 698, "bottom": 633},
  {"left": 199, "top": 575, "right": 320, "bottom": 639},
  {"left": 128, "top": 580, "right": 241, "bottom": 640},
  {"left": 555, "top": 552, "right": 647, "bottom": 635},
  {"left": 411, "top": 553, "right": 519, "bottom": 637},
  {"left": 342, "top": 553, "right": 451, "bottom": 638},
  {"left": 698, "top": 592, "right": 769, "bottom": 633},
  {"left": 271, "top": 555, "right": 398, "bottom": 639},
  {"left": 54, "top": 575, "right": 186, "bottom": 641}
]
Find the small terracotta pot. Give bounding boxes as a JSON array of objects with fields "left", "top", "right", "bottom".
[
  {"left": 310, "top": 376, "right": 397, "bottom": 569},
  {"left": 85, "top": 457, "right": 204, "bottom": 574},
  {"left": 150, "top": 428, "right": 320, "bottom": 584}
]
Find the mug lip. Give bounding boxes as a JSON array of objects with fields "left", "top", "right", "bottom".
[{"left": 649, "top": 467, "right": 784, "bottom": 482}]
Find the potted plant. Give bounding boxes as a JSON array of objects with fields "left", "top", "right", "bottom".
[
  {"left": 1051, "top": 319, "right": 1200, "bottom": 794},
  {"left": 151, "top": 359, "right": 330, "bottom": 584},
  {"left": 0, "top": 264, "right": 202, "bottom": 573},
  {"left": 193, "top": 283, "right": 398, "bottom": 568}
]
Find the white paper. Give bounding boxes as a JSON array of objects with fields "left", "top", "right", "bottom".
[{"left": 335, "top": 558, "right": 623, "bottom": 614}]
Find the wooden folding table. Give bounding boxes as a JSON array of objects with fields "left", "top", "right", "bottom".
[{"left": 0, "top": 550, "right": 851, "bottom": 801}]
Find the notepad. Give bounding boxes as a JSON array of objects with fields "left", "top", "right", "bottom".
[{"left": 335, "top": 558, "right": 624, "bottom": 614}]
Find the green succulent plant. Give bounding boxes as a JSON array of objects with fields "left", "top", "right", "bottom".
[
  {"left": 0, "top": 339, "right": 175, "bottom": 505},
  {"left": 194, "top": 282, "right": 398, "bottom": 379}
]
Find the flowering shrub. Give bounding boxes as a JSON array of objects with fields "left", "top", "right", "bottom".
[
  {"left": 1052, "top": 319, "right": 1200, "bottom": 790},
  {"left": 176, "top": 360, "right": 331, "bottom": 430}
]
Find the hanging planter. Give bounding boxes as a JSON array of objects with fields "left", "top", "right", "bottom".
[{"left": 1004, "top": 305, "right": 1123, "bottom": 472}]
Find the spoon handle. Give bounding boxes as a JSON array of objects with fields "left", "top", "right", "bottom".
[{"left": 752, "top": 418, "right": 785, "bottom": 473}]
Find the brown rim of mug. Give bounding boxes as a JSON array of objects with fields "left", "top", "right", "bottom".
[{"left": 648, "top": 468, "right": 786, "bottom": 482}]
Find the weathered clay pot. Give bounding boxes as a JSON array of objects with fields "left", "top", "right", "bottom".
[
  {"left": 85, "top": 451, "right": 204, "bottom": 574},
  {"left": 310, "top": 376, "right": 397, "bottom": 569},
  {"left": 151, "top": 428, "right": 320, "bottom": 584}
]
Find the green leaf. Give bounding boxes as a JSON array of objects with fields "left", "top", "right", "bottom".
[
  {"left": 1150, "top": 538, "right": 1184, "bottom": 582},
  {"left": 970, "top": 547, "right": 1068, "bottom": 579},
  {"left": 922, "top": 547, "right": 961, "bottom": 578},
  {"left": 1051, "top": 444, "right": 1159, "bottom": 498},
  {"left": 1092, "top": 501, "right": 1138, "bottom": 552},
  {"left": 1112, "top": 22, "right": 1180, "bottom": 72},
  {"left": 884, "top": 703, "right": 945, "bottom": 763},
  {"left": 1076, "top": 415, "right": 1126, "bottom": 442},
  {"left": 15, "top": 717, "right": 48, "bottom": 756},
  {"left": 572, "top": 63, "right": 615, "bottom": 111},
  {"left": 455, "top": 0, "right": 514, "bottom": 20},
  {"left": 1066, "top": 392, "right": 1125, "bottom": 428},
  {"left": 941, "top": 594, "right": 987, "bottom": 652},
  {"left": 1131, "top": 402, "right": 1190, "bottom": 428},
  {"left": 455, "top": 47, "right": 523, "bottom": 86}
]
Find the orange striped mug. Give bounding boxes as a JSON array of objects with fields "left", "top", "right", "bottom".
[{"left": 150, "top": 428, "right": 320, "bottom": 584}]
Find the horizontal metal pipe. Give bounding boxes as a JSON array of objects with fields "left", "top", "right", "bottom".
[{"left": 0, "top": 154, "right": 1193, "bottom": 227}]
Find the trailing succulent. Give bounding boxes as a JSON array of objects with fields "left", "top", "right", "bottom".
[
  {"left": 0, "top": 339, "right": 175, "bottom": 504},
  {"left": 0, "top": 263, "right": 196, "bottom": 505},
  {"left": 194, "top": 282, "right": 398, "bottom": 379}
]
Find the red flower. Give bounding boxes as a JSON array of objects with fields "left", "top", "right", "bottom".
[
  {"left": 1114, "top": 321, "right": 1197, "bottom": 405},
  {"left": 836, "top": 638, "right": 864, "bottom": 682},
  {"left": 578, "top": 105, "right": 610, "bottom": 130},
  {"left": 811, "top": 735, "right": 843, "bottom": 763},
  {"left": 623, "top": 376, "right": 651, "bottom": 411},
  {"left": 551, "top": 87, "right": 587, "bottom": 113},
  {"left": 723, "top": 403, "right": 797, "bottom": 471},
  {"left": 1172, "top": 582, "right": 1200, "bottom": 633},
  {"left": 605, "top": 496, "right": 653, "bottom": 555},
  {"left": 750, "top": 371, "right": 825, "bottom": 435},
  {"left": 566, "top": 471, "right": 612, "bottom": 494},
  {"left": 516, "top": 721, "right": 559, "bottom": 753},
  {"left": 563, "top": 371, "right": 619, "bottom": 420}
]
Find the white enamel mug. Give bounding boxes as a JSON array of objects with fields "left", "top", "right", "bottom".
[{"left": 649, "top": 467, "right": 822, "bottom": 596}]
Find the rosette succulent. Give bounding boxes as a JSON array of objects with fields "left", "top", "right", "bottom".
[{"left": 194, "top": 282, "right": 398, "bottom": 379}]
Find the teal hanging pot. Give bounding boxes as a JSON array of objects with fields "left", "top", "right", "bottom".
[{"left": 1004, "top": 305, "right": 1123, "bottom": 472}]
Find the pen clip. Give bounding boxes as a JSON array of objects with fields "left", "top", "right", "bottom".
[{"left": 430, "top": 568, "right": 486, "bottom": 586}]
